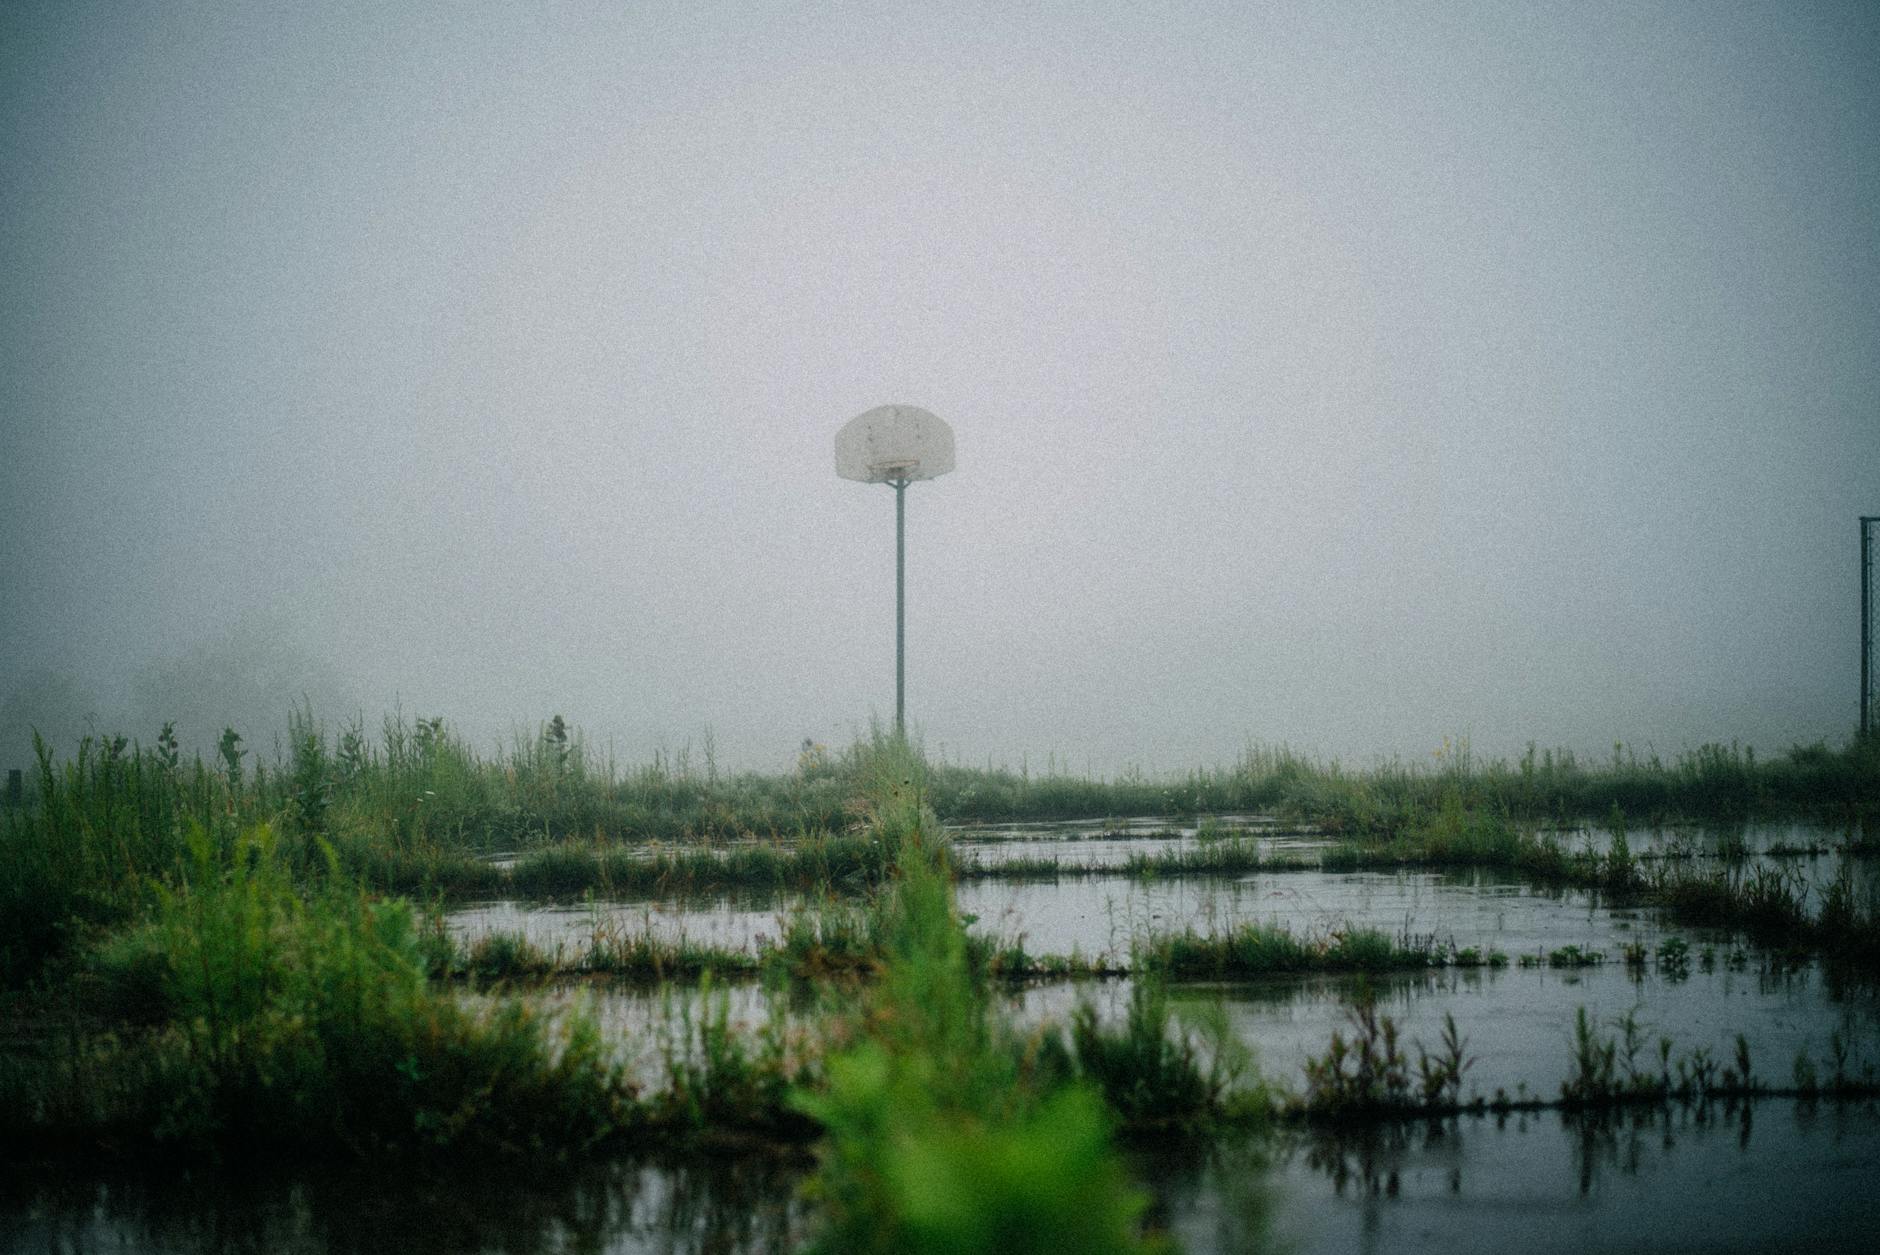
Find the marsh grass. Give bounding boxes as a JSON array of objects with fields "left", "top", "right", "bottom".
[
  {"left": 1059, "top": 980, "right": 1267, "bottom": 1136},
  {"left": 1298, "top": 997, "right": 1489, "bottom": 1115},
  {"left": 1134, "top": 922, "right": 1461, "bottom": 978},
  {"left": 507, "top": 834, "right": 897, "bottom": 898},
  {"left": 953, "top": 838, "right": 1282, "bottom": 881},
  {"left": 1319, "top": 800, "right": 1880, "bottom": 967},
  {"left": 929, "top": 735, "right": 1878, "bottom": 826},
  {"left": 7, "top": 711, "right": 1873, "bottom": 982},
  {"left": 6, "top": 826, "right": 638, "bottom": 1162},
  {"left": 651, "top": 977, "right": 818, "bottom": 1142},
  {"left": 1558, "top": 1007, "right": 1786, "bottom": 1107},
  {"left": 1653, "top": 861, "right": 1880, "bottom": 966}
]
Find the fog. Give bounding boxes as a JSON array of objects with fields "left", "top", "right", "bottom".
[{"left": 4, "top": 0, "right": 1877, "bottom": 776}]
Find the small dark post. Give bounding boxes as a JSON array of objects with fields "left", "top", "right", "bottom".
[
  {"left": 4, "top": 769, "right": 21, "bottom": 806},
  {"left": 1864, "top": 516, "right": 1877, "bottom": 738}
]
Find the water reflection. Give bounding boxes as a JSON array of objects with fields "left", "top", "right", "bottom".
[
  {"left": 7, "top": 1102, "right": 1878, "bottom": 1254},
  {"left": 0, "top": 1154, "right": 814, "bottom": 1255},
  {"left": 1224, "top": 1100, "right": 1880, "bottom": 1255},
  {"left": 1004, "top": 964, "right": 1879, "bottom": 1107}
]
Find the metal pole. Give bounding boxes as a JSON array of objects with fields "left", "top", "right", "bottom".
[
  {"left": 895, "top": 479, "right": 907, "bottom": 736},
  {"left": 1864, "top": 516, "right": 1876, "bottom": 738}
]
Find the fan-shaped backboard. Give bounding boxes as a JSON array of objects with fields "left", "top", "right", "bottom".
[{"left": 835, "top": 405, "right": 955, "bottom": 483}]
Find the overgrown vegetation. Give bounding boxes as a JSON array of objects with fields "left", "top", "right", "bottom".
[
  {"left": 1134, "top": 923, "right": 1496, "bottom": 978},
  {"left": 1, "top": 826, "right": 638, "bottom": 1161},
  {"left": 1317, "top": 796, "right": 1880, "bottom": 967},
  {"left": 785, "top": 768, "right": 1260, "bottom": 1251},
  {"left": 5, "top": 714, "right": 1874, "bottom": 981},
  {"left": 1293, "top": 993, "right": 1880, "bottom": 1121},
  {"left": 0, "top": 731, "right": 1262, "bottom": 1251},
  {"left": 928, "top": 735, "right": 1880, "bottom": 826},
  {"left": 4, "top": 711, "right": 1878, "bottom": 1251}
]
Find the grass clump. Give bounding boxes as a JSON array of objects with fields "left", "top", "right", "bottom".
[
  {"left": 1298, "top": 991, "right": 1413, "bottom": 1115},
  {"left": 505, "top": 834, "right": 896, "bottom": 899},
  {"left": 7, "top": 825, "right": 637, "bottom": 1163},
  {"left": 1136, "top": 922, "right": 1446, "bottom": 978},
  {"left": 791, "top": 752, "right": 1171, "bottom": 1253},
  {"left": 1060, "top": 980, "right": 1265, "bottom": 1136},
  {"left": 651, "top": 977, "right": 818, "bottom": 1143}
]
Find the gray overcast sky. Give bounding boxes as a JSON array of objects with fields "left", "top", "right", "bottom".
[{"left": 3, "top": 0, "right": 1877, "bottom": 773}]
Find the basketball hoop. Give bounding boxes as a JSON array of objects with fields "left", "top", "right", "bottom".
[
  {"left": 834, "top": 405, "right": 957, "bottom": 734},
  {"left": 836, "top": 405, "right": 955, "bottom": 484}
]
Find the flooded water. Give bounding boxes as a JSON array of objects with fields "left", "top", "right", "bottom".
[
  {"left": 1010, "top": 963, "right": 1879, "bottom": 1103},
  {"left": 1161, "top": 1100, "right": 1880, "bottom": 1254},
  {"left": 15, "top": 815, "right": 1871, "bottom": 1253},
  {"left": 10, "top": 1100, "right": 1877, "bottom": 1253},
  {"left": 958, "top": 869, "right": 1687, "bottom": 962},
  {"left": 950, "top": 813, "right": 1334, "bottom": 869},
  {"left": 453, "top": 869, "right": 1732, "bottom": 966},
  {"left": 450, "top": 890, "right": 796, "bottom": 956},
  {"left": 487, "top": 951, "right": 1879, "bottom": 1105},
  {"left": 1554, "top": 819, "right": 1879, "bottom": 910},
  {"left": 0, "top": 1154, "right": 816, "bottom": 1255},
  {"left": 444, "top": 819, "right": 1880, "bottom": 1101}
]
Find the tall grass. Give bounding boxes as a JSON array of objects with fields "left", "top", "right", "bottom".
[
  {"left": 1135, "top": 922, "right": 1463, "bottom": 978},
  {"left": 4, "top": 826, "right": 636, "bottom": 1160},
  {"left": 927, "top": 735, "right": 1879, "bottom": 826},
  {"left": 10, "top": 710, "right": 1873, "bottom": 988},
  {"left": 791, "top": 806, "right": 1168, "bottom": 1253}
]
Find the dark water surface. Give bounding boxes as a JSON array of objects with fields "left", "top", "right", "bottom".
[
  {"left": 1241, "top": 1101, "right": 1880, "bottom": 1255},
  {"left": 8, "top": 1101, "right": 1877, "bottom": 1253}
]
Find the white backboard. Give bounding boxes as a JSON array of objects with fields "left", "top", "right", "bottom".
[{"left": 835, "top": 405, "right": 955, "bottom": 483}]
